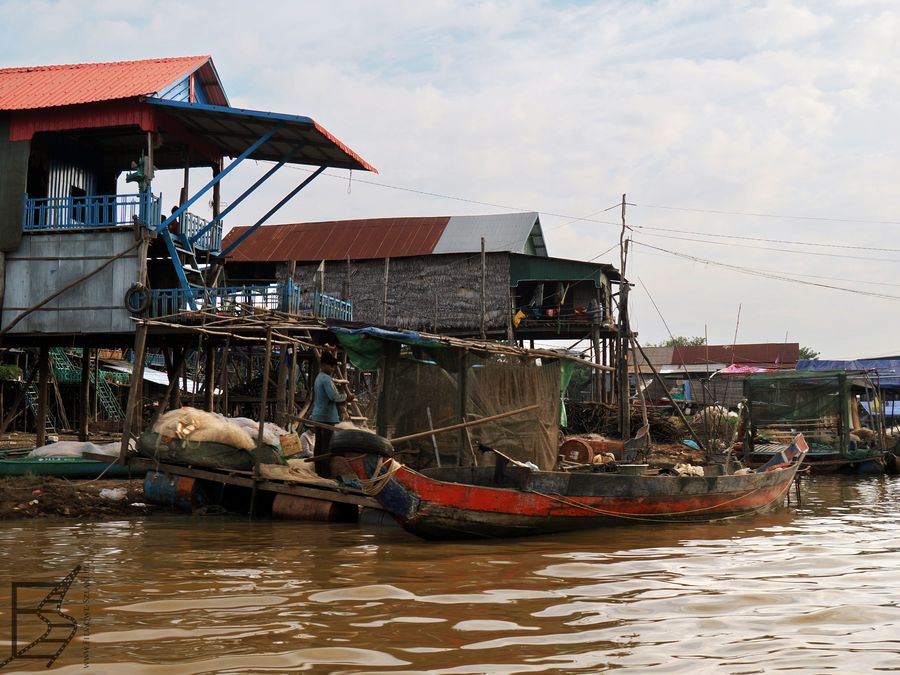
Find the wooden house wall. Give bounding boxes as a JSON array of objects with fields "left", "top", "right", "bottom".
[
  {"left": 280, "top": 252, "right": 513, "bottom": 333},
  {"left": 1, "top": 230, "right": 139, "bottom": 334},
  {"left": 0, "top": 113, "right": 29, "bottom": 252}
]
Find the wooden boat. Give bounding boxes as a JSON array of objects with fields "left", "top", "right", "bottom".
[
  {"left": 336, "top": 434, "right": 809, "bottom": 540},
  {"left": 0, "top": 456, "right": 137, "bottom": 478}
]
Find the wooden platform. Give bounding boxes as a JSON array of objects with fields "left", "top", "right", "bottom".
[{"left": 126, "top": 457, "right": 382, "bottom": 509}]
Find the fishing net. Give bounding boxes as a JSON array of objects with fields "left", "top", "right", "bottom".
[
  {"left": 745, "top": 372, "right": 843, "bottom": 449},
  {"left": 360, "top": 347, "right": 561, "bottom": 471}
]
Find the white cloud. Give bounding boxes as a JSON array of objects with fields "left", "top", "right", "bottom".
[{"left": 3, "top": 0, "right": 900, "bottom": 356}]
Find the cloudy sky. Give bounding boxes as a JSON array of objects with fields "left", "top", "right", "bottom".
[{"left": 3, "top": 0, "right": 899, "bottom": 358}]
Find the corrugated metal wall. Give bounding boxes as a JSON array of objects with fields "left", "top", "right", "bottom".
[
  {"left": 1, "top": 230, "right": 139, "bottom": 334},
  {"left": 47, "top": 158, "right": 96, "bottom": 201}
]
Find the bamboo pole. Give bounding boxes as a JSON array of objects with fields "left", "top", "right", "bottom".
[{"left": 390, "top": 404, "right": 540, "bottom": 445}]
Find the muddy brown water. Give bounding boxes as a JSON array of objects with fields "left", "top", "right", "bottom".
[{"left": 0, "top": 475, "right": 898, "bottom": 673}]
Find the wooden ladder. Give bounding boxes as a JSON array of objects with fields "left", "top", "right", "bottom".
[{"left": 333, "top": 362, "right": 367, "bottom": 425}]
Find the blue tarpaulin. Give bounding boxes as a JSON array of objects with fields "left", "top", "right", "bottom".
[
  {"left": 860, "top": 400, "right": 900, "bottom": 417},
  {"left": 797, "top": 359, "right": 900, "bottom": 389}
]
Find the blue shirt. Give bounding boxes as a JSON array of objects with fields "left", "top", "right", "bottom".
[{"left": 310, "top": 371, "right": 346, "bottom": 424}]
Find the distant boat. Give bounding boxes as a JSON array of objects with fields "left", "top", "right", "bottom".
[{"left": 335, "top": 432, "right": 808, "bottom": 540}]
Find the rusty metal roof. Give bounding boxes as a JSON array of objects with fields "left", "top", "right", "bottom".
[
  {"left": 224, "top": 217, "right": 451, "bottom": 262},
  {"left": 637, "top": 343, "right": 800, "bottom": 368},
  {"left": 0, "top": 55, "right": 220, "bottom": 110}
]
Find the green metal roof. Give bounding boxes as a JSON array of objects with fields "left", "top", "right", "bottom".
[{"left": 508, "top": 254, "right": 619, "bottom": 288}]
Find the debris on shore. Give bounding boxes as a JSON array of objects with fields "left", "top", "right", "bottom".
[{"left": 0, "top": 476, "right": 157, "bottom": 520}]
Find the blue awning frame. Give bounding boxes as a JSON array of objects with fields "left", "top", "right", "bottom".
[{"left": 145, "top": 97, "right": 376, "bottom": 260}]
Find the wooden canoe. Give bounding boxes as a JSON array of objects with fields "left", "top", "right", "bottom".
[
  {"left": 0, "top": 457, "right": 137, "bottom": 478},
  {"left": 338, "top": 437, "right": 808, "bottom": 540}
]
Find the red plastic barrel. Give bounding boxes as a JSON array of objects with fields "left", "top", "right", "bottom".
[{"left": 271, "top": 493, "right": 357, "bottom": 522}]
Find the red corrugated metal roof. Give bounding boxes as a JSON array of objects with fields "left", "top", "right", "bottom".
[
  {"left": 224, "top": 217, "right": 451, "bottom": 262},
  {"left": 0, "top": 55, "right": 211, "bottom": 110},
  {"left": 672, "top": 343, "right": 800, "bottom": 367}
]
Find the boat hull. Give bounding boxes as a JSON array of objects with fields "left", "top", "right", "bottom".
[
  {"left": 0, "top": 457, "right": 137, "bottom": 478},
  {"left": 346, "top": 455, "right": 803, "bottom": 540}
]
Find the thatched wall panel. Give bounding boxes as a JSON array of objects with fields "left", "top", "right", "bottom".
[{"left": 278, "top": 252, "right": 511, "bottom": 332}]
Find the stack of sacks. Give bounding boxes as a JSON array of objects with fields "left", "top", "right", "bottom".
[
  {"left": 228, "top": 417, "right": 287, "bottom": 447},
  {"left": 153, "top": 408, "right": 255, "bottom": 451}
]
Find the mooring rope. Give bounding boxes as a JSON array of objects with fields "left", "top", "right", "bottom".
[
  {"left": 357, "top": 457, "right": 401, "bottom": 496},
  {"left": 527, "top": 478, "right": 790, "bottom": 524}
]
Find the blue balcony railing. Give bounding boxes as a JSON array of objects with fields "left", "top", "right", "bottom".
[
  {"left": 23, "top": 192, "right": 162, "bottom": 230},
  {"left": 149, "top": 282, "right": 352, "bottom": 321},
  {"left": 314, "top": 291, "right": 353, "bottom": 322},
  {"left": 22, "top": 193, "right": 224, "bottom": 251},
  {"left": 181, "top": 211, "right": 222, "bottom": 253}
]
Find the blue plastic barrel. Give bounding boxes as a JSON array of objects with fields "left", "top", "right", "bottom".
[{"left": 143, "top": 471, "right": 208, "bottom": 511}]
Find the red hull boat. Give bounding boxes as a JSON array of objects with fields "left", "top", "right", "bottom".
[{"left": 338, "top": 435, "right": 808, "bottom": 540}]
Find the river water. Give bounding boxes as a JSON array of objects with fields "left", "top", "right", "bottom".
[{"left": 0, "top": 474, "right": 898, "bottom": 674}]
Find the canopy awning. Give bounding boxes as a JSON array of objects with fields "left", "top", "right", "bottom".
[{"left": 145, "top": 97, "right": 376, "bottom": 172}]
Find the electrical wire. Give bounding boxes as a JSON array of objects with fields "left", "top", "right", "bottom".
[
  {"left": 635, "top": 230, "right": 900, "bottom": 263},
  {"left": 632, "top": 240, "right": 900, "bottom": 302},
  {"left": 636, "top": 202, "right": 900, "bottom": 226}
]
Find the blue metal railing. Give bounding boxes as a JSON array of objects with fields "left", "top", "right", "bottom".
[
  {"left": 314, "top": 290, "right": 353, "bottom": 321},
  {"left": 149, "top": 283, "right": 352, "bottom": 321},
  {"left": 180, "top": 210, "right": 223, "bottom": 252},
  {"left": 23, "top": 192, "right": 162, "bottom": 230}
]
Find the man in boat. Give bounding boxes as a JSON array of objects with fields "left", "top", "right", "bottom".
[{"left": 310, "top": 352, "right": 355, "bottom": 478}]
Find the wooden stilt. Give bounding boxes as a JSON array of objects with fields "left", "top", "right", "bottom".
[
  {"left": 149, "top": 348, "right": 187, "bottom": 429},
  {"left": 119, "top": 323, "right": 148, "bottom": 463},
  {"left": 250, "top": 329, "right": 273, "bottom": 516},
  {"left": 204, "top": 342, "right": 215, "bottom": 412},
  {"left": 287, "top": 342, "right": 298, "bottom": 428},
  {"left": 36, "top": 346, "right": 49, "bottom": 448},
  {"left": 217, "top": 337, "right": 230, "bottom": 415},
  {"left": 457, "top": 350, "right": 468, "bottom": 466},
  {"left": 275, "top": 343, "right": 288, "bottom": 427},
  {"left": 79, "top": 347, "right": 91, "bottom": 441}
]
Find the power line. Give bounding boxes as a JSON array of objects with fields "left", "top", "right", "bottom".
[
  {"left": 635, "top": 230, "right": 900, "bottom": 263},
  {"left": 283, "top": 164, "right": 897, "bottom": 255},
  {"left": 632, "top": 240, "right": 900, "bottom": 302},
  {"left": 636, "top": 202, "right": 900, "bottom": 226},
  {"left": 632, "top": 223, "right": 900, "bottom": 254}
]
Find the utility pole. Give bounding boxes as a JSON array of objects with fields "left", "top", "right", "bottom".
[
  {"left": 480, "top": 236, "right": 486, "bottom": 340},
  {"left": 617, "top": 193, "right": 632, "bottom": 439}
]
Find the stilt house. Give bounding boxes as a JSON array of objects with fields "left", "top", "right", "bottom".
[{"left": 0, "top": 55, "right": 374, "bottom": 442}]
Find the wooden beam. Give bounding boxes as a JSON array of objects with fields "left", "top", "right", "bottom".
[{"left": 390, "top": 404, "right": 540, "bottom": 445}]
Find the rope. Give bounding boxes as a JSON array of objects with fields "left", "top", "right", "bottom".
[
  {"left": 528, "top": 478, "right": 790, "bottom": 524},
  {"left": 357, "top": 456, "right": 401, "bottom": 496}
]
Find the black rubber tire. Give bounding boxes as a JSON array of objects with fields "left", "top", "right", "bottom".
[
  {"left": 329, "top": 429, "right": 394, "bottom": 456},
  {"left": 124, "top": 283, "right": 151, "bottom": 314}
]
